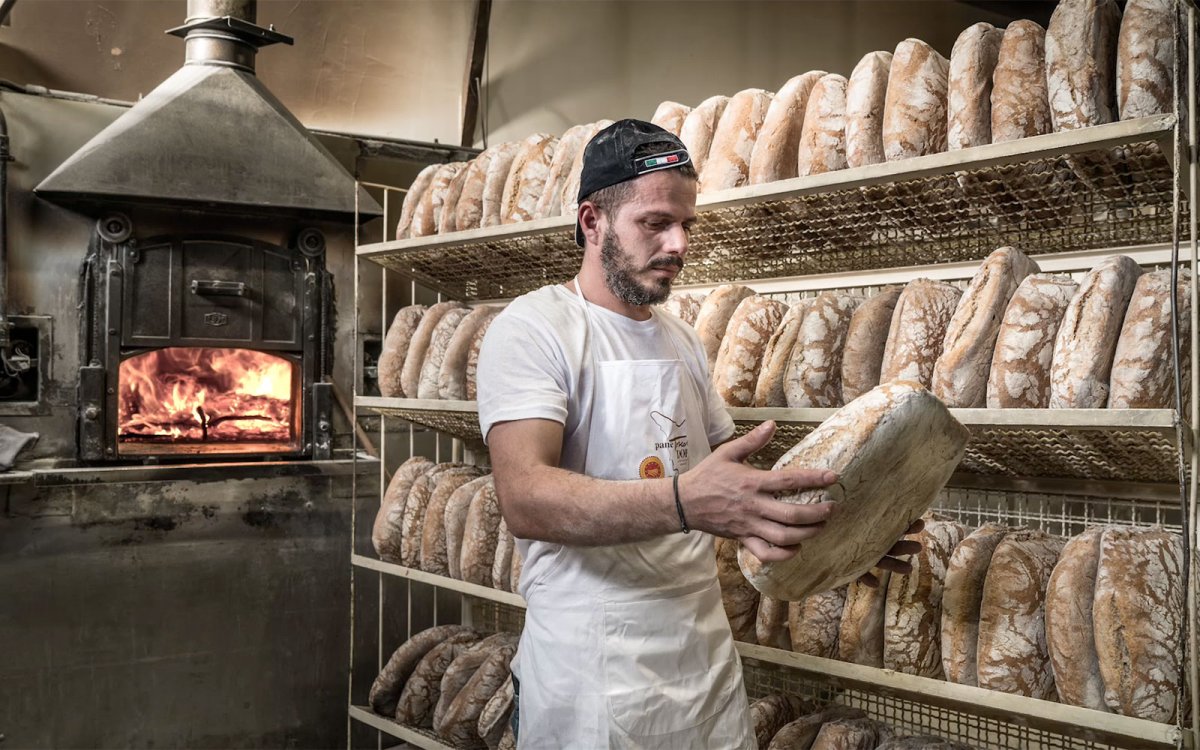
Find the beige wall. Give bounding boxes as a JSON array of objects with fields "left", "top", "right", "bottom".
[{"left": 2, "top": 0, "right": 1023, "bottom": 146}]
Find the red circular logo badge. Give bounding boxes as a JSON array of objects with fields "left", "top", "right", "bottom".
[{"left": 639, "top": 456, "right": 665, "bottom": 479}]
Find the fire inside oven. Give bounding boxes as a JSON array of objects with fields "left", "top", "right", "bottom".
[{"left": 117, "top": 347, "right": 302, "bottom": 455}]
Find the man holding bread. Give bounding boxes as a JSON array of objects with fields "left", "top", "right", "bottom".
[{"left": 478, "top": 119, "right": 916, "bottom": 748}]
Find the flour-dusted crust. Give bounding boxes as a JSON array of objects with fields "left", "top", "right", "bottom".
[
  {"left": 694, "top": 284, "right": 757, "bottom": 372},
  {"left": 941, "top": 523, "right": 1010, "bottom": 685},
  {"left": 560, "top": 120, "right": 614, "bottom": 215},
  {"left": 883, "top": 39, "right": 950, "bottom": 161},
  {"left": 480, "top": 142, "right": 522, "bottom": 228},
  {"left": 395, "top": 630, "right": 482, "bottom": 726},
  {"left": 700, "top": 88, "right": 774, "bottom": 193},
  {"left": 445, "top": 476, "right": 493, "bottom": 580},
  {"left": 659, "top": 292, "right": 704, "bottom": 326},
  {"left": 372, "top": 456, "right": 434, "bottom": 562},
  {"left": 841, "top": 286, "right": 903, "bottom": 402},
  {"left": 1094, "top": 526, "right": 1185, "bottom": 721},
  {"left": 846, "top": 52, "right": 892, "bottom": 168},
  {"left": 718, "top": 536, "right": 760, "bottom": 643},
  {"left": 750, "top": 71, "right": 826, "bottom": 184},
  {"left": 396, "top": 164, "right": 440, "bottom": 240},
  {"left": 783, "top": 291, "right": 864, "bottom": 407},
  {"left": 838, "top": 571, "right": 891, "bottom": 668},
  {"left": 456, "top": 144, "right": 513, "bottom": 231},
  {"left": 713, "top": 295, "right": 789, "bottom": 406},
  {"left": 534, "top": 124, "right": 590, "bottom": 219},
  {"left": 439, "top": 635, "right": 519, "bottom": 747},
  {"left": 976, "top": 529, "right": 1065, "bottom": 698},
  {"left": 1045, "top": 527, "right": 1109, "bottom": 711},
  {"left": 509, "top": 542, "right": 523, "bottom": 593},
  {"left": 884, "top": 517, "right": 969, "bottom": 679},
  {"left": 879, "top": 280, "right": 962, "bottom": 388},
  {"left": 948, "top": 23, "right": 1004, "bottom": 150},
  {"left": 477, "top": 675, "right": 514, "bottom": 750},
  {"left": 739, "top": 382, "right": 968, "bottom": 601},
  {"left": 438, "top": 306, "right": 503, "bottom": 400},
  {"left": 1046, "top": 0, "right": 1122, "bottom": 131},
  {"left": 465, "top": 310, "right": 502, "bottom": 401},
  {"left": 378, "top": 305, "right": 427, "bottom": 398},
  {"left": 419, "top": 468, "right": 488, "bottom": 575},
  {"left": 400, "top": 463, "right": 461, "bottom": 568},
  {"left": 369, "top": 624, "right": 477, "bottom": 717},
  {"left": 460, "top": 479, "right": 505, "bottom": 586},
  {"left": 756, "top": 594, "right": 791, "bottom": 650},
  {"left": 1118, "top": 0, "right": 1175, "bottom": 119},
  {"left": 1049, "top": 255, "right": 1143, "bottom": 408},
  {"left": 401, "top": 301, "right": 469, "bottom": 400},
  {"left": 750, "top": 693, "right": 811, "bottom": 749},
  {"left": 412, "top": 162, "right": 468, "bottom": 238},
  {"left": 650, "top": 100, "right": 692, "bottom": 136},
  {"left": 754, "top": 301, "right": 812, "bottom": 407},
  {"left": 437, "top": 164, "right": 472, "bottom": 234},
  {"left": 788, "top": 586, "right": 848, "bottom": 658},
  {"left": 810, "top": 717, "right": 884, "bottom": 750},
  {"left": 987, "top": 274, "right": 1078, "bottom": 408},
  {"left": 500, "top": 133, "right": 557, "bottom": 225},
  {"left": 418, "top": 307, "right": 472, "bottom": 399},
  {"left": 491, "top": 517, "right": 514, "bottom": 592},
  {"left": 932, "top": 247, "right": 1039, "bottom": 407},
  {"left": 766, "top": 706, "right": 866, "bottom": 750},
  {"left": 992, "top": 21, "right": 1053, "bottom": 142},
  {"left": 678, "top": 96, "right": 730, "bottom": 179},
  {"left": 797, "top": 74, "right": 850, "bottom": 177},
  {"left": 433, "top": 632, "right": 512, "bottom": 733},
  {"left": 1109, "top": 269, "right": 1192, "bottom": 409}
]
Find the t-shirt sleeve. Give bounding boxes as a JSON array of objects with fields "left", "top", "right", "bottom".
[{"left": 476, "top": 307, "right": 570, "bottom": 444}]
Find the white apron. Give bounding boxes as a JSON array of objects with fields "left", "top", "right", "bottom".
[{"left": 513, "top": 280, "right": 753, "bottom": 750}]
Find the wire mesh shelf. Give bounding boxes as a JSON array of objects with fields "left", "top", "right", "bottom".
[{"left": 357, "top": 116, "right": 1179, "bottom": 301}]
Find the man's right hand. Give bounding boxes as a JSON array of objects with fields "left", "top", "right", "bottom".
[{"left": 679, "top": 420, "right": 838, "bottom": 563}]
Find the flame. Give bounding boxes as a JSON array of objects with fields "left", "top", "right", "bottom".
[{"left": 118, "top": 347, "right": 297, "bottom": 449}]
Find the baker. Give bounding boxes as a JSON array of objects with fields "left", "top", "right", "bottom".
[{"left": 477, "top": 119, "right": 918, "bottom": 748}]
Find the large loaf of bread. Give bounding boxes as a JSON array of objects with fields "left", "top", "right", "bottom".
[
  {"left": 753, "top": 300, "right": 811, "bottom": 408},
  {"left": 660, "top": 292, "right": 704, "bottom": 326},
  {"left": 534, "top": 124, "right": 590, "bottom": 220},
  {"left": 838, "top": 572, "right": 890, "bottom": 667},
  {"left": 491, "top": 517, "right": 515, "bottom": 592},
  {"left": 560, "top": 120, "right": 614, "bottom": 215},
  {"left": 446, "top": 477, "right": 493, "bottom": 580},
  {"left": 465, "top": 312, "right": 500, "bottom": 401},
  {"left": 713, "top": 296, "right": 789, "bottom": 406},
  {"left": 788, "top": 586, "right": 848, "bottom": 658},
  {"left": 699, "top": 88, "right": 773, "bottom": 193},
  {"left": 400, "top": 463, "right": 461, "bottom": 568},
  {"left": 884, "top": 517, "right": 968, "bottom": 678},
  {"left": 378, "top": 305, "right": 427, "bottom": 398},
  {"left": 411, "top": 162, "right": 467, "bottom": 238},
  {"left": 369, "top": 624, "right": 476, "bottom": 717},
  {"left": 811, "top": 717, "right": 886, "bottom": 750},
  {"left": 1046, "top": 0, "right": 1122, "bottom": 131},
  {"left": 1094, "top": 526, "right": 1185, "bottom": 721},
  {"left": 500, "top": 133, "right": 557, "bottom": 225},
  {"left": 717, "top": 536, "right": 759, "bottom": 643},
  {"left": 456, "top": 143, "right": 514, "bottom": 231},
  {"left": 396, "top": 164, "right": 440, "bottom": 240},
  {"left": 796, "top": 74, "right": 850, "bottom": 177},
  {"left": 756, "top": 594, "right": 790, "bottom": 650},
  {"left": 749, "top": 71, "right": 825, "bottom": 184},
  {"left": 976, "top": 530, "right": 1065, "bottom": 698},
  {"left": 420, "top": 469, "right": 488, "bottom": 575},
  {"left": 783, "top": 291, "right": 863, "bottom": 407},
  {"left": 480, "top": 142, "right": 522, "bottom": 227},
  {"left": 986, "top": 274, "right": 1078, "bottom": 408},
  {"left": 438, "top": 635, "right": 519, "bottom": 747},
  {"left": 650, "top": 100, "right": 692, "bottom": 136},
  {"left": 767, "top": 707, "right": 866, "bottom": 750},
  {"left": 883, "top": 39, "right": 949, "bottom": 161},
  {"left": 1049, "top": 255, "right": 1143, "bottom": 408},
  {"left": 695, "top": 284, "right": 756, "bottom": 371},
  {"left": 477, "top": 675, "right": 513, "bottom": 750},
  {"left": 749, "top": 694, "right": 810, "bottom": 749},
  {"left": 679, "top": 96, "right": 730, "bottom": 178},
  {"left": 841, "top": 287, "right": 903, "bottom": 402},
  {"left": 879, "top": 280, "right": 963, "bottom": 388},
  {"left": 438, "top": 306, "right": 502, "bottom": 400},
  {"left": 739, "top": 382, "right": 968, "bottom": 600},
  {"left": 940, "top": 523, "right": 1009, "bottom": 685},
  {"left": 433, "top": 632, "right": 511, "bottom": 732},
  {"left": 460, "top": 479, "right": 505, "bottom": 586},
  {"left": 401, "top": 301, "right": 468, "bottom": 400},
  {"left": 437, "top": 166, "right": 472, "bottom": 234},
  {"left": 1109, "top": 268, "right": 1191, "bottom": 409},
  {"left": 1118, "top": 0, "right": 1175, "bottom": 120},
  {"left": 948, "top": 23, "right": 1004, "bottom": 150},
  {"left": 846, "top": 52, "right": 892, "bottom": 168},
  {"left": 417, "top": 307, "right": 472, "bottom": 399},
  {"left": 991, "top": 20, "right": 1053, "bottom": 142},
  {"left": 1045, "top": 527, "right": 1109, "bottom": 711},
  {"left": 372, "top": 456, "right": 434, "bottom": 562},
  {"left": 931, "top": 247, "right": 1039, "bottom": 407},
  {"left": 395, "top": 630, "right": 481, "bottom": 726}
]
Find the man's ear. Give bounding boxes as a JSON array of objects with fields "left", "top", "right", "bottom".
[{"left": 578, "top": 201, "right": 603, "bottom": 246}]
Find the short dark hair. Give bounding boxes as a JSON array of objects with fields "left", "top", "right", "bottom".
[{"left": 582, "top": 140, "right": 698, "bottom": 220}]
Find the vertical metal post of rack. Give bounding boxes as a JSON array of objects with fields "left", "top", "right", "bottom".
[{"left": 1187, "top": 3, "right": 1200, "bottom": 745}]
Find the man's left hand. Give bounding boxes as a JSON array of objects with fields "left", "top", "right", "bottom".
[{"left": 856, "top": 517, "right": 924, "bottom": 588}]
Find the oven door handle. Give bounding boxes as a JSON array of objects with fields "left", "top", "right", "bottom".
[{"left": 190, "top": 279, "right": 246, "bottom": 297}]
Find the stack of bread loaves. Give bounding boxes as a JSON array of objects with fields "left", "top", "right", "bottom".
[
  {"left": 749, "top": 692, "right": 974, "bottom": 749},
  {"left": 377, "top": 302, "right": 503, "bottom": 401}
]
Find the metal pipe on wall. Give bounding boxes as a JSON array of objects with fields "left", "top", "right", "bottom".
[{"left": 0, "top": 102, "right": 10, "bottom": 351}]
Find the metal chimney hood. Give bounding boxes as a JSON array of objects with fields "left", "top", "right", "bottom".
[{"left": 35, "top": 0, "right": 382, "bottom": 221}]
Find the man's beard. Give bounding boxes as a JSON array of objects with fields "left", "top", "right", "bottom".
[{"left": 599, "top": 226, "right": 683, "bottom": 306}]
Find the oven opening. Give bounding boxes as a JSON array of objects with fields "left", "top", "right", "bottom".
[{"left": 117, "top": 346, "right": 302, "bottom": 455}]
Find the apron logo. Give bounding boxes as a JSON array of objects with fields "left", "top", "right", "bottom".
[
  {"left": 648, "top": 410, "right": 690, "bottom": 475},
  {"left": 639, "top": 456, "right": 665, "bottom": 479}
]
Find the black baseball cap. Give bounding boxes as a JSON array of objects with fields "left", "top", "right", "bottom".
[{"left": 574, "top": 118, "right": 692, "bottom": 247}]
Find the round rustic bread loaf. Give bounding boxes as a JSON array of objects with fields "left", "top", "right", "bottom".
[
  {"left": 846, "top": 52, "right": 892, "bottom": 168},
  {"left": 947, "top": 22, "right": 1004, "bottom": 150},
  {"left": 713, "top": 295, "right": 789, "bottom": 406},
  {"left": 419, "top": 468, "right": 488, "bottom": 575},
  {"left": 678, "top": 96, "right": 730, "bottom": 178},
  {"left": 455, "top": 144, "right": 512, "bottom": 231},
  {"left": 811, "top": 717, "right": 885, "bottom": 750},
  {"left": 477, "top": 674, "right": 514, "bottom": 749},
  {"left": 783, "top": 291, "right": 863, "bottom": 407},
  {"left": 396, "top": 630, "right": 481, "bottom": 726},
  {"left": 767, "top": 706, "right": 866, "bottom": 750},
  {"left": 417, "top": 307, "right": 473, "bottom": 399},
  {"left": 480, "top": 142, "right": 522, "bottom": 228},
  {"left": 986, "top": 274, "right": 1077, "bottom": 408},
  {"left": 738, "top": 382, "right": 969, "bottom": 601},
  {"left": 372, "top": 456, "right": 434, "bottom": 562},
  {"left": 694, "top": 284, "right": 756, "bottom": 371},
  {"left": 749, "top": 70, "right": 826, "bottom": 184},
  {"left": 717, "top": 536, "right": 759, "bottom": 643},
  {"left": 940, "top": 522, "right": 1009, "bottom": 685},
  {"left": 444, "top": 475, "right": 493, "bottom": 580},
  {"left": 755, "top": 594, "right": 790, "bottom": 650},
  {"left": 991, "top": 20, "right": 1053, "bottom": 143},
  {"left": 438, "top": 305, "right": 502, "bottom": 400},
  {"left": 411, "top": 162, "right": 467, "bottom": 238},
  {"left": 788, "top": 586, "right": 847, "bottom": 658},
  {"left": 500, "top": 133, "right": 557, "bottom": 225},
  {"left": 460, "top": 479, "right": 505, "bottom": 586},
  {"left": 841, "top": 286, "right": 903, "bottom": 402},
  {"left": 750, "top": 694, "right": 811, "bottom": 749},
  {"left": 465, "top": 310, "right": 501, "bottom": 402},
  {"left": 1118, "top": 0, "right": 1174, "bottom": 120},
  {"left": 700, "top": 88, "right": 774, "bottom": 193},
  {"left": 1046, "top": 0, "right": 1122, "bottom": 131},
  {"left": 433, "top": 632, "right": 513, "bottom": 732},
  {"left": 368, "top": 624, "right": 477, "bottom": 717},
  {"left": 1045, "top": 527, "right": 1110, "bottom": 711},
  {"left": 797, "top": 73, "right": 850, "bottom": 177},
  {"left": 650, "top": 100, "right": 692, "bottom": 136},
  {"left": 491, "top": 517, "right": 515, "bottom": 592},
  {"left": 838, "top": 571, "right": 891, "bottom": 667},
  {"left": 879, "top": 279, "right": 962, "bottom": 389},
  {"left": 437, "top": 164, "right": 472, "bottom": 234},
  {"left": 1108, "top": 268, "right": 1192, "bottom": 409},
  {"left": 400, "top": 463, "right": 461, "bottom": 568},
  {"left": 534, "top": 124, "right": 590, "bottom": 219},
  {"left": 401, "top": 301, "right": 469, "bottom": 400},
  {"left": 659, "top": 292, "right": 704, "bottom": 326},
  {"left": 559, "top": 120, "right": 614, "bottom": 215},
  {"left": 396, "top": 164, "right": 440, "bottom": 240},
  {"left": 438, "top": 635, "right": 519, "bottom": 747},
  {"left": 378, "top": 305, "right": 427, "bottom": 398},
  {"left": 754, "top": 300, "right": 812, "bottom": 407},
  {"left": 883, "top": 38, "right": 949, "bottom": 161}
]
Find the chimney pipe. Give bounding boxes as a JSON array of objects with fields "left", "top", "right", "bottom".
[{"left": 183, "top": 0, "right": 261, "bottom": 73}]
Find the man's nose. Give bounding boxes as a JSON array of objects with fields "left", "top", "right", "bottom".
[{"left": 662, "top": 224, "right": 689, "bottom": 256}]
